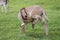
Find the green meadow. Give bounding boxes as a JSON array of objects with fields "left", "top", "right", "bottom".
[{"left": 0, "top": 0, "right": 60, "bottom": 40}]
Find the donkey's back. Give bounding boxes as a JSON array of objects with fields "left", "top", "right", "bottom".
[{"left": 26, "top": 5, "right": 44, "bottom": 16}]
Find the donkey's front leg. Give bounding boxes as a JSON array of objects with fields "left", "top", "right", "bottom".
[
  {"left": 32, "top": 23, "right": 35, "bottom": 29},
  {"left": 32, "top": 18, "right": 38, "bottom": 29},
  {"left": 21, "top": 22, "right": 26, "bottom": 32}
]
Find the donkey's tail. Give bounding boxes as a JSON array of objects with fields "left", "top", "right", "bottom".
[{"left": 43, "top": 11, "right": 48, "bottom": 22}]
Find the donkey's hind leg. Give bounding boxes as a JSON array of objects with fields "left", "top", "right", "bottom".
[
  {"left": 2, "top": 3, "right": 7, "bottom": 13},
  {"left": 1, "top": 4, "right": 4, "bottom": 12},
  {"left": 40, "top": 18, "right": 48, "bottom": 36}
]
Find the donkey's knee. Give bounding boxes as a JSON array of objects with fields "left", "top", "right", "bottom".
[{"left": 21, "top": 23, "right": 26, "bottom": 32}]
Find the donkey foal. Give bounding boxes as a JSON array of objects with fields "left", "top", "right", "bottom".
[
  {"left": 18, "top": 5, "right": 48, "bottom": 36},
  {"left": 0, "top": 0, "right": 8, "bottom": 13}
]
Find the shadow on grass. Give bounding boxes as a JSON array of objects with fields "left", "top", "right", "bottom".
[
  {"left": 19, "top": 28, "right": 60, "bottom": 40},
  {"left": 26, "top": 30, "right": 60, "bottom": 40},
  {"left": 25, "top": 29, "right": 46, "bottom": 38}
]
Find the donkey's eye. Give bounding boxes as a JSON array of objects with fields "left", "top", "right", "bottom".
[{"left": 25, "top": 15, "right": 27, "bottom": 17}]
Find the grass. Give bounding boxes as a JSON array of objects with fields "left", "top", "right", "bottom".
[{"left": 0, "top": 0, "right": 60, "bottom": 40}]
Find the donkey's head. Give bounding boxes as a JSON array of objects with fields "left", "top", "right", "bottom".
[{"left": 20, "top": 8, "right": 28, "bottom": 20}]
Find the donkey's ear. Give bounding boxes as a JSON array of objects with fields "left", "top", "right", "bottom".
[
  {"left": 20, "top": 8, "right": 25, "bottom": 13},
  {"left": 20, "top": 7, "right": 25, "bottom": 11}
]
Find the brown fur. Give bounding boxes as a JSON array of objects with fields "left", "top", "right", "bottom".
[{"left": 18, "top": 5, "right": 48, "bottom": 36}]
